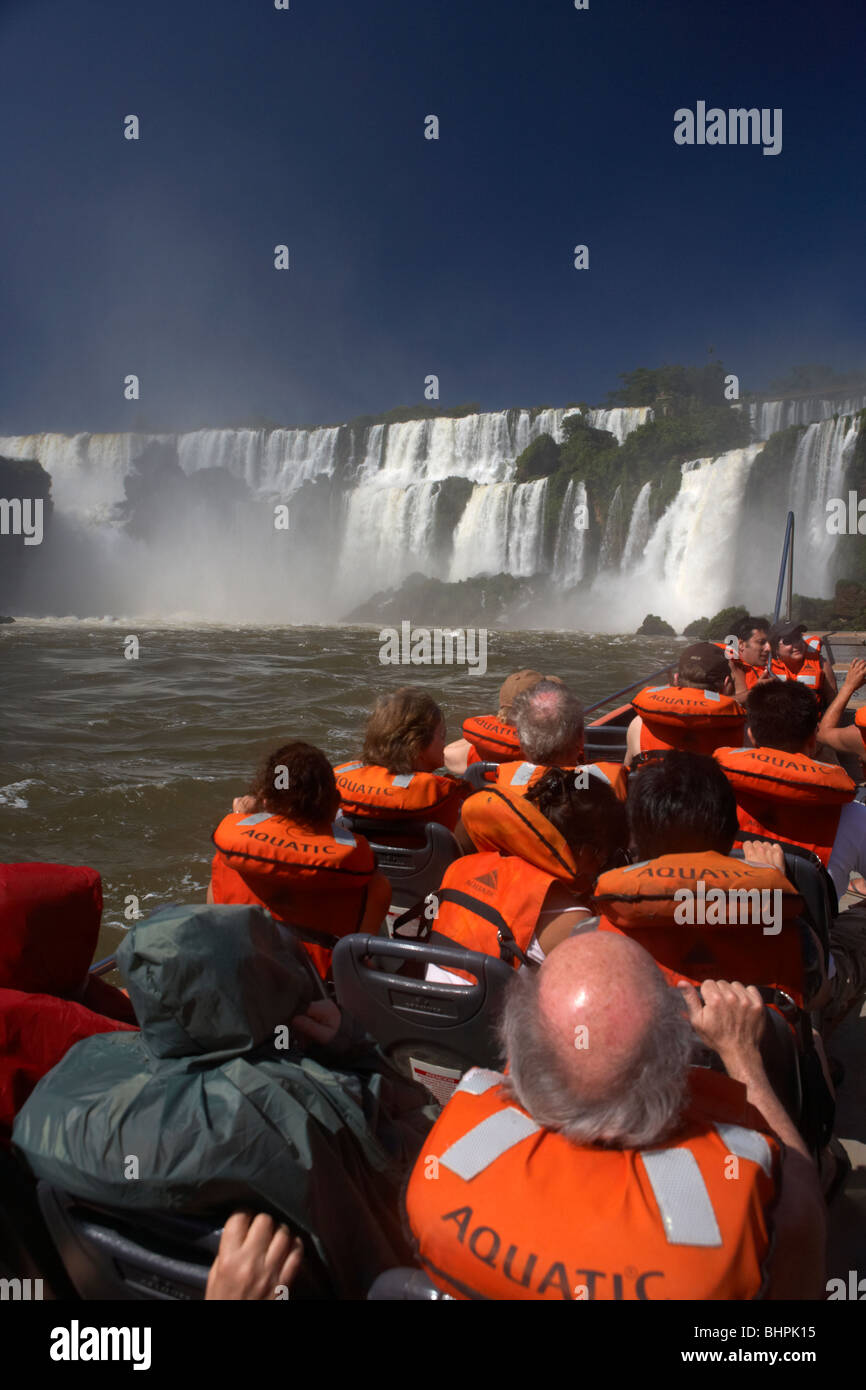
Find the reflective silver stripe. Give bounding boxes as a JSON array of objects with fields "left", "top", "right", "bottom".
[
  {"left": 703, "top": 689, "right": 721, "bottom": 702},
  {"left": 584, "top": 763, "right": 612, "bottom": 787},
  {"left": 713, "top": 1123, "right": 772, "bottom": 1178},
  {"left": 392, "top": 773, "right": 415, "bottom": 788},
  {"left": 455, "top": 1068, "right": 504, "bottom": 1096},
  {"left": 237, "top": 813, "right": 271, "bottom": 826},
  {"left": 338, "top": 761, "right": 363, "bottom": 772},
  {"left": 440, "top": 1107, "right": 540, "bottom": 1180},
  {"left": 331, "top": 822, "right": 356, "bottom": 846},
  {"left": 511, "top": 762, "right": 537, "bottom": 786},
  {"left": 797, "top": 674, "right": 818, "bottom": 686},
  {"left": 640, "top": 1148, "right": 722, "bottom": 1247}
]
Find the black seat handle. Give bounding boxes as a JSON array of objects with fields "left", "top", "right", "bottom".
[
  {"left": 333, "top": 934, "right": 499, "bottom": 1008},
  {"left": 76, "top": 1218, "right": 214, "bottom": 1290}
]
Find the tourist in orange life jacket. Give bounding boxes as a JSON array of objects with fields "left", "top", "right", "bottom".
[
  {"left": 715, "top": 680, "right": 856, "bottom": 869},
  {"left": 489, "top": 680, "right": 627, "bottom": 819},
  {"left": 427, "top": 769, "right": 628, "bottom": 984},
  {"left": 624, "top": 642, "right": 746, "bottom": 768},
  {"left": 209, "top": 741, "right": 391, "bottom": 978},
  {"left": 334, "top": 687, "right": 466, "bottom": 831},
  {"left": 404, "top": 931, "right": 826, "bottom": 1300},
  {"left": 727, "top": 615, "right": 773, "bottom": 700},
  {"left": 443, "top": 669, "right": 563, "bottom": 775},
  {"left": 818, "top": 656, "right": 866, "bottom": 767},
  {"left": 768, "top": 619, "right": 837, "bottom": 708},
  {"left": 601, "top": 750, "right": 827, "bottom": 1010}
]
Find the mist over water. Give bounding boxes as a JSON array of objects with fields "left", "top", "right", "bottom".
[{"left": 0, "top": 394, "right": 861, "bottom": 630}]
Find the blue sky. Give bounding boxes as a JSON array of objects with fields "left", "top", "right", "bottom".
[{"left": 1, "top": 0, "right": 864, "bottom": 433}]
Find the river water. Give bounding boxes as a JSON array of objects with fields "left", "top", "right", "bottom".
[{"left": 0, "top": 621, "right": 682, "bottom": 961}]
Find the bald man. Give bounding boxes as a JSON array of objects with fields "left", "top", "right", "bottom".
[{"left": 405, "top": 933, "right": 825, "bottom": 1300}]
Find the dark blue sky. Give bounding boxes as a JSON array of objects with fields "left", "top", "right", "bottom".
[{"left": 1, "top": 0, "right": 864, "bottom": 433}]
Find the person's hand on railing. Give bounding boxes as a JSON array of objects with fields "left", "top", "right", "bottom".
[{"left": 205, "top": 1210, "right": 303, "bottom": 1300}]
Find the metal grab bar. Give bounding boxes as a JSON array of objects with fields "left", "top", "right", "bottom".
[
  {"left": 772, "top": 511, "right": 795, "bottom": 626},
  {"left": 584, "top": 663, "right": 677, "bottom": 717}
]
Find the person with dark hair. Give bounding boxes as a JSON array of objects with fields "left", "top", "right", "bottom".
[
  {"left": 768, "top": 620, "right": 836, "bottom": 706},
  {"left": 728, "top": 616, "right": 772, "bottom": 699},
  {"left": 714, "top": 682, "right": 856, "bottom": 867},
  {"left": 625, "top": 643, "right": 745, "bottom": 769},
  {"left": 427, "top": 768, "right": 628, "bottom": 982},
  {"left": 334, "top": 687, "right": 465, "bottom": 831},
  {"left": 619, "top": 750, "right": 828, "bottom": 1013},
  {"left": 405, "top": 933, "right": 826, "bottom": 1300},
  {"left": 210, "top": 740, "right": 391, "bottom": 977},
  {"left": 627, "top": 750, "right": 739, "bottom": 860},
  {"left": 818, "top": 656, "right": 866, "bottom": 765}
]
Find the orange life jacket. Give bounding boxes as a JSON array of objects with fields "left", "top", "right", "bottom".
[
  {"left": 462, "top": 715, "right": 521, "bottom": 764},
  {"left": 632, "top": 685, "right": 746, "bottom": 757},
  {"left": 496, "top": 760, "right": 628, "bottom": 802},
  {"left": 729, "top": 659, "right": 766, "bottom": 692},
  {"left": 770, "top": 635, "right": 824, "bottom": 698},
  {"left": 405, "top": 1065, "right": 780, "bottom": 1300},
  {"left": 435, "top": 789, "right": 594, "bottom": 974},
  {"left": 333, "top": 761, "right": 463, "bottom": 830},
  {"left": 591, "top": 850, "right": 806, "bottom": 1005},
  {"left": 713, "top": 746, "right": 855, "bottom": 867},
  {"left": 210, "top": 811, "right": 375, "bottom": 977}
]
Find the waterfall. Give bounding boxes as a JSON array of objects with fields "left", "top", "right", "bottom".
[
  {"left": 0, "top": 398, "right": 861, "bottom": 626},
  {"left": 449, "top": 480, "right": 549, "bottom": 580},
  {"left": 749, "top": 393, "right": 866, "bottom": 441},
  {"left": 621, "top": 482, "right": 653, "bottom": 569},
  {"left": 553, "top": 480, "right": 588, "bottom": 587},
  {"left": 598, "top": 485, "right": 624, "bottom": 569},
  {"left": 787, "top": 414, "right": 861, "bottom": 594},
  {"left": 586, "top": 407, "right": 653, "bottom": 444}
]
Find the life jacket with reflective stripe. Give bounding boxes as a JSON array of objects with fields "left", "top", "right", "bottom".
[
  {"left": 210, "top": 811, "right": 375, "bottom": 977},
  {"left": 713, "top": 746, "right": 855, "bottom": 867},
  {"left": 405, "top": 1066, "right": 780, "bottom": 1301},
  {"left": 462, "top": 715, "right": 521, "bottom": 764},
  {"left": 333, "top": 761, "right": 463, "bottom": 830},
  {"left": 496, "top": 760, "right": 628, "bottom": 802},
  {"left": 591, "top": 851, "right": 806, "bottom": 1005},
  {"left": 770, "top": 637, "right": 824, "bottom": 698},
  {"left": 632, "top": 685, "right": 746, "bottom": 757},
  {"left": 439, "top": 789, "right": 593, "bottom": 977}
]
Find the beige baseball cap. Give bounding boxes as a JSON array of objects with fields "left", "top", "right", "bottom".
[{"left": 498, "top": 670, "right": 564, "bottom": 720}]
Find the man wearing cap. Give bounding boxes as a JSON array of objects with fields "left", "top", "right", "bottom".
[
  {"left": 769, "top": 621, "right": 837, "bottom": 708},
  {"left": 625, "top": 643, "right": 746, "bottom": 768},
  {"left": 444, "top": 670, "right": 563, "bottom": 775}
]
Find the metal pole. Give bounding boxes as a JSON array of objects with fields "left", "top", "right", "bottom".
[{"left": 785, "top": 514, "right": 794, "bottom": 621}]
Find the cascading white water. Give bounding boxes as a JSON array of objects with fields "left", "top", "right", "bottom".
[
  {"left": 552, "top": 480, "right": 588, "bottom": 588},
  {"left": 598, "top": 485, "right": 623, "bottom": 570},
  {"left": 586, "top": 407, "right": 653, "bottom": 444},
  {"left": 449, "top": 480, "right": 548, "bottom": 580},
  {"left": 787, "top": 414, "right": 861, "bottom": 595},
  {"left": 621, "top": 482, "right": 653, "bottom": 570},
  {"left": 749, "top": 393, "right": 866, "bottom": 441},
  {"left": 0, "top": 398, "right": 860, "bottom": 625}
]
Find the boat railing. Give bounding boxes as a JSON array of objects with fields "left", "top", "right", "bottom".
[
  {"left": 585, "top": 663, "right": 676, "bottom": 718},
  {"left": 89, "top": 954, "right": 117, "bottom": 977},
  {"left": 772, "top": 510, "right": 795, "bottom": 625}
]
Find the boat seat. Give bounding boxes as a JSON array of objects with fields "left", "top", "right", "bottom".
[
  {"left": 461, "top": 762, "right": 498, "bottom": 792},
  {"left": 367, "top": 1267, "right": 451, "bottom": 1300},
  {"left": 729, "top": 846, "right": 835, "bottom": 962},
  {"left": 335, "top": 813, "right": 460, "bottom": 913},
  {"left": 36, "top": 1184, "right": 221, "bottom": 1300},
  {"left": 332, "top": 934, "right": 512, "bottom": 1104}
]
